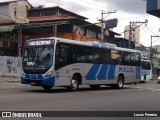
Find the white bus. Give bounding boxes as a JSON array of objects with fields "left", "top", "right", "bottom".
[
  {"left": 21, "top": 37, "right": 141, "bottom": 91},
  {"left": 141, "top": 59, "right": 152, "bottom": 82}
]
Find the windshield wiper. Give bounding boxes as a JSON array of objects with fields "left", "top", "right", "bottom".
[{"left": 37, "top": 47, "right": 46, "bottom": 58}]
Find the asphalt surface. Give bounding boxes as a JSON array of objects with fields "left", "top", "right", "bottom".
[{"left": 0, "top": 78, "right": 160, "bottom": 120}]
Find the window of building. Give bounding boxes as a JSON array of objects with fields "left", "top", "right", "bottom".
[{"left": 29, "top": 10, "right": 56, "bottom": 17}]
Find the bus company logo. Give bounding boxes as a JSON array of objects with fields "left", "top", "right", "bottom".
[
  {"left": 119, "top": 66, "right": 134, "bottom": 73},
  {"left": 2, "top": 112, "right": 11, "bottom": 117}
]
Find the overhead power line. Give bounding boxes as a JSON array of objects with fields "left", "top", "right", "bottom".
[
  {"left": 152, "top": 37, "right": 160, "bottom": 43},
  {"left": 146, "top": 26, "right": 157, "bottom": 35},
  {"left": 44, "top": 0, "right": 109, "bottom": 11}
]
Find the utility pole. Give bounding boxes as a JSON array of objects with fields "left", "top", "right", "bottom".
[
  {"left": 150, "top": 35, "right": 160, "bottom": 68},
  {"left": 99, "top": 10, "right": 116, "bottom": 41},
  {"left": 128, "top": 19, "right": 148, "bottom": 48},
  {"left": 18, "top": 26, "right": 22, "bottom": 57}
]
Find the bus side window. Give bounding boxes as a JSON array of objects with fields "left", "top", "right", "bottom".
[
  {"left": 100, "top": 49, "right": 111, "bottom": 64},
  {"left": 86, "top": 47, "right": 93, "bottom": 63},
  {"left": 55, "top": 43, "right": 71, "bottom": 70},
  {"left": 72, "top": 45, "right": 86, "bottom": 63},
  {"left": 92, "top": 48, "right": 99, "bottom": 63},
  {"left": 55, "top": 44, "right": 61, "bottom": 62},
  {"left": 111, "top": 50, "right": 120, "bottom": 65}
]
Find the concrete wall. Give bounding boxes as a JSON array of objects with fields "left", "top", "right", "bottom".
[
  {"left": 0, "top": 2, "right": 18, "bottom": 23},
  {"left": 0, "top": 56, "right": 22, "bottom": 75},
  {"left": 0, "top": 1, "right": 31, "bottom": 24},
  {"left": 0, "top": 3, "right": 11, "bottom": 23}
]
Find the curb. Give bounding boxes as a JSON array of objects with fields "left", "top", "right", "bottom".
[
  {"left": 0, "top": 74, "right": 21, "bottom": 83},
  {"left": 0, "top": 74, "right": 21, "bottom": 79}
]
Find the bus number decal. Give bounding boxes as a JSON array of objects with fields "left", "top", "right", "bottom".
[{"left": 56, "top": 72, "right": 60, "bottom": 78}]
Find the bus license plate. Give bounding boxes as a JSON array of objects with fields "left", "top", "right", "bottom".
[{"left": 30, "top": 82, "right": 37, "bottom": 86}]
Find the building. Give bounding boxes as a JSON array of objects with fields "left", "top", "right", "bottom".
[
  {"left": 124, "top": 24, "right": 140, "bottom": 47},
  {"left": 0, "top": 0, "right": 32, "bottom": 24},
  {"left": 147, "top": 0, "right": 160, "bottom": 18},
  {"left": 114, "top": 37, "right": 135, "bottom": 49},
  {"left": 146, "top": 0, "right": 160, "bottom": 77},
  {"left": 152, "top": 45, "right": 160, "bottom": 75},
  {"left": 0, "top": 0, "right": 123, "bottom": 56}
]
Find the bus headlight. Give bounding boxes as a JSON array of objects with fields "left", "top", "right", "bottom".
[
  {"left": 21, "top": 73, "right": 26, "bottom": 78},
  {"left": 44, "top": 71, "right": 53, "bottom": 78}
]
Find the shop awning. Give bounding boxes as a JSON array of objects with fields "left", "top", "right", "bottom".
[{"left": 0, "top": 25, "right": 16, "bottom": 32}]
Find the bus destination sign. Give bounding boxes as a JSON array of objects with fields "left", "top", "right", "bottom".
[{"left": 26, "top": 40, "right": 54, "bottom": 46}]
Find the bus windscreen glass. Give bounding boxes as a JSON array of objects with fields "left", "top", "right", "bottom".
[{"left": 22, "top": 46, "right": 53, "bottom": 74}]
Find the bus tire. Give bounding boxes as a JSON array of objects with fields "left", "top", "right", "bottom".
[
  {"left": 67, "top": 76, "right": 79, "bottom": 92},
  {"left": 42, "top": 85, "right": 52, "bottom": 91},
  {"left": 116, "top": 76, "right": 124, "bottom": 89},
  {"left": 90, "top": 85, "right": 100, "bottom": 89}
]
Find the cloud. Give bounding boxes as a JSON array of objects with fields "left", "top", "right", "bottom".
[
  {"left": 99, "top": 0, "right": 146, "bottom": 15},
  {"left": 28, "top": 0, "right": 89, "bottom": 15},
  {"left": 28, "top": 0, "right": 146, "bottom": 15}
]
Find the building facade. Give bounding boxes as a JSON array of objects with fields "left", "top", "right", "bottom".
[
  {"left": 124, "top": 24, "right": 140, "bottom": 47},
  {"left": 146, "top": 0, "right": 160, "bottom": 77},
  {"left": 0, "top": 0, "right": 132, "bottom": 57}
]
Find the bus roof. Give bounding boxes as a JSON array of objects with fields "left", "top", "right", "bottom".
[
  {"left": 26, "top": 37, "right": 140, "bottom": 53},
  {"left": 141, "top": 59, "right": 151, "bottom": 62},
  {"left": 54, "top": 37, "right": 117, "bottom": 50},
  {"left": 115, "top": 46, "right": 140, "bottom": 53}
]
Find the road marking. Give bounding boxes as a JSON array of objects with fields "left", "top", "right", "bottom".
[
  {"left": 137, "top": 89, "right": 143, "bottom": 90},
  {"left": 133, "top": 86, "right": 160, "bottom": 92},
  {"left": 134, "top": 87, "right": 142, "bottom": 89},
  {"left": 146, "top": 87, "right": 154, "bottom": 90},
  {"left": 150, "top": 89, "right": 160, "bottom": 91}
]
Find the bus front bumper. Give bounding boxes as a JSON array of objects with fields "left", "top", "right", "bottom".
[{"left": 21, "top": 74, "right": 55, "bottom": 87}]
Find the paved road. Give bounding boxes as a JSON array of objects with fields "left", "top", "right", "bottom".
[{"left": 0, "top": 79, "right": 160, "bottom": 120}]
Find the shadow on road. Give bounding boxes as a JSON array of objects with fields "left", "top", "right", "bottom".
[{"left": 22, "top": 85, "right": 133, "bottom": 94}]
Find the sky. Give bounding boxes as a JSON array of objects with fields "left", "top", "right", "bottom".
[{"left": 27, "top": 0, "right": 160, "bottom": 47}]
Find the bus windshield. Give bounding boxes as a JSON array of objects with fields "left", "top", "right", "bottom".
[{"left": 22, "top": 46, "right": 54, "bottom": 74}]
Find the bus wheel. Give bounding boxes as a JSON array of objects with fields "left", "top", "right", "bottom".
[
  {"left": 42, "top": 85, "right": 52, "bottom": 91},
  {"left": 68, "top": 76, "right": 79, "bottom": 92},
  {"left": 116, "top": 76, "right": 124, "bottom": 89},
  {"left": 90, "top": 85, "right": 100, "bottom": 89}
]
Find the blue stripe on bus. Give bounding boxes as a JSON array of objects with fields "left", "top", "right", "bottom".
[
  {"left": 25, "top": 74, "right": 44, "bottom": 80},
  {"left": 92, "top": 43, "right": 115, "bottom": 49},
  {"left": 136, "top": 66, "right": 141, "bottom": 80},
  {"left": 92, "top": 43, "right": 100, "bottom": 48},
  {"left": 26, "top": 74, "right": 31, "bottom": 79},
  {"left": 37, "top": 74, "right": 43, "bottom": 80},
  {"left": 85, "top": 64, "right": 100, "bottom": 80},
  {"left": 98, "top": 64, "right": 108, "bottom": 80},
  {"left": 107, "top": 64, "right": 116, "bottom": 80}
]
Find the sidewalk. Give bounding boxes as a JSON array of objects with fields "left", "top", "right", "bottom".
[{"left": 0, "top": 73, "right": 21, "bottom": 83}]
